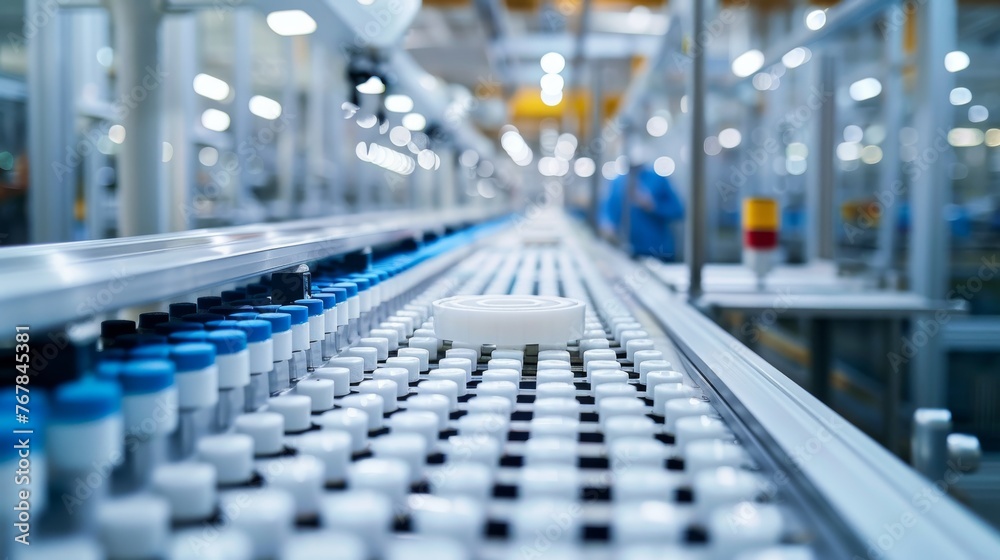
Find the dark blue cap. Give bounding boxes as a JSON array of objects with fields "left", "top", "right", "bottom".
[
  {"left": 255, "top": 305, "right": 282, "bottom": 314},
  {"left": 170, "top": 343, "right": 216, "bottom": 372},
  {"left": 53, "top": 379, "right": 121, "bottom": 423},
  {"left": 330, "top": 282, "right": 358, "bottom": 297},
  {"left": 257, "top": 312, "right": 291, "bottom": 333},
  {"left": 312, "top": 294, "right": 338, "bottom": 311},
  {"left": 320, "top": 287, "right": 347, "bottom": 303},
  {"left": 235, "top": 320, "right": 272, "bottom": 343},
  {"left": 101, "top": 319, "right": 137, "bottom": 339},
  {"left": 155, "top": 321, "right": 204, "bottom": 336},
  {"left": 100, "top": 348, "right": 128, "bottom": 360},
  {"left": 129, "top": 344, "right": 173, "bottom": 360},
  {"left": 354, "top": 272, "right": 379, "bottom": 286},
  {"left": 138, "top": 312, "right": 170, "bottom": 330},
  {"left": 206, "top": 320, "right": 241, "bottom": 331},
  {"left": 96, "top": 360, "right": 125, "bottom": 381},
  {"left": 114, "top": 334, "right": 168, "bottom": 349},
  {"left": 197, "top": 296, "right": 223, "bottom": 311},
  {"left": 221, "top": 290, "right": 245, "bottom": 303},
  {"left": 120, "top": 359, "right": 175, "bottom": 395},
  {"left": 229, "top": 312, "right": 259, "bottom": 321},
  {"left": 169, "top": 302, "right": 197, "bottom": 319},
  {"left": 209, "top": 306, "right": 242, "bottom": 317},
  {"left": 207, "top": 329, "right": 247, "bottom": 355},
  {"left": 278, "top": 305, "right": 309, "bottom": 325},
  {"left": 183, "top": 312, "right": 225, "bottom": 324},
  {"left": 294, "top": 299, "right": 324, "bottom": 317},
  {"left": 169, "top": 330, "right": 209, "bottom": 344},
  {"left": 246, "top": 283, "right": 269, "bottom": 296}
]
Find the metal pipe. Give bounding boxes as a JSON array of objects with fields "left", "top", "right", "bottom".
[
  {"left": 27, "top": 0, "right": 75, "bottom": 243},
  {"left": 806, "top": 54, "right": 836, "bottom": 262},
  {"left": 108, "top": 0, "right": 167, "bottom": 237},
  {"left": 874, "top": 8, "right": 903, "bottom": 282},
  {"left": 909, "top": 0, "right": 956, "bottom": 408},
  {"left": 685, "top": 0, "right": 712, "bottom": 297}
]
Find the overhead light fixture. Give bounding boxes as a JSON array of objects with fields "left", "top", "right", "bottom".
[
  {"left": 248, "top": 95, "right": 282, "bottom": 120},
  {"left": 384, "top": 94, "right": 414, "bottom": 113},
  {"left": 356, "top": 76, "right": 386, "bottom": 95},
  {"left": 646, "top": 115, "right": 668, "bottom": 137},
  {"left": 540, "top": 90, "right": 563, "bottom": 107},
  {"left": 266, "top": 10, "right": 317, "bottom": 36},
  {"left": 574, "top": 157, "right": 595, "bottom": 178},
  {"left": 805, "top": 9, "right": 826, "bottom": 31},
  {"left": 849, "top": 77, "right": 882, "bottom": 101},
  {"left": 201, "top": 108, "right": 231, "bottom": 132},
  {"left": 949, "top": 87, "right": 972, "bottom": 106},
  {"left": 944, "top": 50, "right": 969, "bottom": 73},
  {"left": 540, "top": 73, "right": 564, "bottom": 93},
  {"left": 402, "top": 113, "right": 426, "bottom": 131},
  {"left": 732, "top": 49, "right": 764, "bottom": 78},
  {"left": 193, "top": 73, "right": 230, "bottom": 101},
  {"left": 718, "top": 128, "right": 742, "bottom": 149},
  {"left": 540, "top": 52, "right": 565, "bottom": 74},
  {"left": 947, "top": 128, "right": 983, "bottom": 147},
  {"left": 108, "top": 125, "right": 126, "bottom": 144},
  {"left": 781, "top": 48, "right": 809, "bottom": 69}
]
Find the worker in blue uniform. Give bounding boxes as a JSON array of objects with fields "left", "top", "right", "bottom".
[{"left": 600, "top": 147, "right": 684, "bottom": 260}]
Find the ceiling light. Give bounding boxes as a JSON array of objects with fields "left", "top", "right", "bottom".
[
  {"left": 201, "top": 108, "right": 231, "bottom": 132},
  {"left": 540, "top": 52, "right": 565, "bottom": 74},
  {"left": 356, "top": 76, "right": 386, "bottom": 95},
  {"left": 266, "top": 10, "right": 317, "bottom": 36},
  {"left": 385, "top": 94, "right": 414, "bottom": 113},
  {"left": 849, "top": 77, "right": 882, "bottom": 101},
  {"left": 949, "top": 87, "right": 972, "bottom": 106},
  {"left": 805, "top": 9, "right": 826, "bottom": 31},
  {"left": 248, "top": 95, "right": 282, "bottom": 120},
  {"left": 193, "top": 73, "right": 230, "bottom": 101},
  {"left": 732, "top": 49, "right": 764, "bottom": 78},
  {"left": 944, "top": 51, "right": 970, "bottom": 73},
  {"left": 402, "top": 113, "right": 426, "bottom": 131}
]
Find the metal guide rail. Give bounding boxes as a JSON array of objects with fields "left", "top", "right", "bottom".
[{"left": 0, "top": 207, "right": 506, "bottom": 334}]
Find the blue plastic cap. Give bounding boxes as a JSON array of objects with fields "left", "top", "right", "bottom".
[
  {"left": 169, "top": 302, "right": 197, "bottom": 318},
  {"left": 155, "top": 321, "right": 204, "bottom": 336},
  {"left": 209, "top": 306, "right": 242, "bottom": 317},
  {"left": 278, "top": 305, "right": 309, "bottom": 325},
  {"left": 53, "top": 379, "right": 121, "bottom": 423},
  {"left": 207, "top": 329, "right": 248, "bottom": 354},
  {"left": 206, "top": 320, "right": 241, "bottom": 331},
  {"left": 129, "top": 344, "right": 173, "bottom": 360},
  {"left": 356, "top": 272, "right": 380, "bottom": 286},
  {"left": 183, "top": 312, "right": 225, "bottom": 324},
  {"left": 114, "top": 334, "right": 168, "bottom": 349},
  {"left": 100, "top": 348, "right": 128, "bottom": 361},
  {"left": 138, "top": 312, "right": 170, "bottom": 329},
  {"left": 330, "top": 282, "right": 358, "bottom": 297},
  {"left": 246, "top": 283, "right": 269, "bottom": 296},
  {"left": 312, "top": 294, "right": 338, "bottom": 310},
  {"left": 197, "top": 296, "right": 223, "bottom": 311},
  {"left": 169, "top": 330, "right": 209, "bottom": 344},
  {"left": 221, "top": 290, "right": 245, "bottom": 303},
  {"left": 120, "top": 359, "right": 175, "bottom": 395},
  {"left": 294, "top": 299, "right": 324, "bottom": 317},
  {"left": 96, "top": 360, "right": 125, "bottom": 381},
  {"left": 257, "top": 312, "right": 292, "bottom": 333},
  {"left": 320, "top": 287, "right": 347, "bottom": 303},
  {"left": 345, "top": 277, "right": 370, "bottom": 291},
  {"left": 170, "top": 343, "right": 216, "bottom": 372},
  {"left": 255, "top": 305, "right": 281, "bottom": 314},
  {"left": 236, "top": 319, "right": 272, "bottom": 343},
  {"left": 229, "top": 312, "right": 260, "bottom": 321},
  {"left": 101, "top": 319, "right": 137, "bottom": 339}
]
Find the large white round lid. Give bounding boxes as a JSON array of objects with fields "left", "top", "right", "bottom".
[{"left": 432, "top": 295, "right": 585, "bottom": 346}]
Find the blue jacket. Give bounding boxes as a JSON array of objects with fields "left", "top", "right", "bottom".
[{"left": 601, "top": 166, "right": 684, "bottom": 258}]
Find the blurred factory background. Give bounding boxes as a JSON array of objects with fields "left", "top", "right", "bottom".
[{"left": 1, "top": 0, "right": 999, "bottom": 539}]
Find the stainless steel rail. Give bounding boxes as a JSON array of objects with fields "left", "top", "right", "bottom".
[
  {"left": 589, "top": 239, "right": 1000, "bottom": 559},
  {"left": 0, "top": 208, "right": 507, "bottom": 333}
]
